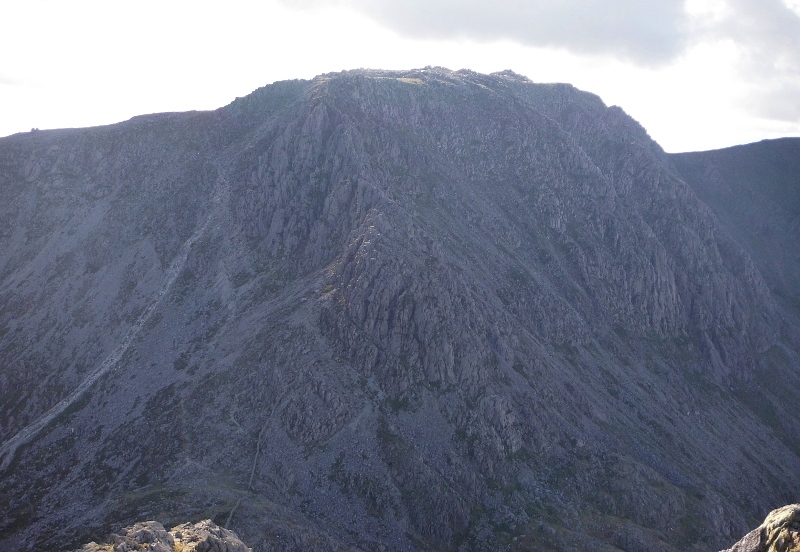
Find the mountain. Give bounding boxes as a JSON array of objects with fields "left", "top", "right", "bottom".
[{"left": 0, "top": 67, "right": 798, "bottom": 551}]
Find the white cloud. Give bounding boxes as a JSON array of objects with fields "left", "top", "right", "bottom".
[
  {"left": 284, "top": 0, "right": 689, "bottom": 64},
  {"left": 784, "top": 0, "right": 800, "bottom": 16}
]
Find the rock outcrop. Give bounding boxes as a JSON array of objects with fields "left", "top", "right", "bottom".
[
  {"left": 79, "top": 519, "right": 251, "bottom": 552},
  {"left": 672, "top": 138, "right": 800, "bottom": 347},
  {"left": 720, "top": 505, "right": 800, "bottom": 552}
]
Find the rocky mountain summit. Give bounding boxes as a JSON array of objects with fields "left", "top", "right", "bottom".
[{"left": 0, "top": 67, "right": 798, "bottom": 551}]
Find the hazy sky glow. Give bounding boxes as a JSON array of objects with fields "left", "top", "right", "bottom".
[{"left": 1, "top": 0, "right": 799, "bottom": 152}]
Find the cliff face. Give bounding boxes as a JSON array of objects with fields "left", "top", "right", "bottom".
[
  {"left": 0, "top": 68, "right": 798, "bottom": 551},
  {"left": 78, "top": 519, "right": 251, "bottom": 552},
  {"left": 672, "top": 139, "right": 800, "bottom": 342}
]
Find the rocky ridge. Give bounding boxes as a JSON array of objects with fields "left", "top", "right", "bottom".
[
  {"left": 0, "top": 68, "right": 798, "bottom": 551},
  {"left": 720, "top": 504, "right": 800, "bottom": 552},
  {"left": 78, "top": 519, "right": 251, "bottom": 552}
]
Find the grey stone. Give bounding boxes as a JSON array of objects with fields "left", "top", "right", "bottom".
[{"left": 78, "top": 520, "right": 251, "bottom": 552}]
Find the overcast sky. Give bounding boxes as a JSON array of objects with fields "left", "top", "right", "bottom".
[{"left": 1, "top": 0, "right": 799, "bottom": 152}]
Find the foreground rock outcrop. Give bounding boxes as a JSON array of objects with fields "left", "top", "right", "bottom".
[
  {"left": 721, "top": 505, "right": 800, "bottom": 552},
  {"left": 79, "top": 520, "right": 251, "bottom": 552}
]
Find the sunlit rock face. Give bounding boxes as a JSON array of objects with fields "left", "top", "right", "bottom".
[
  {"left": 0, "top": 68, "right": 798, "bottom": 551},
  {"left": 77, "top": 519, "right": 251, "bottom": 552},
  {"left": 718, "top": 504, "right": 800, "bottom": 552}
]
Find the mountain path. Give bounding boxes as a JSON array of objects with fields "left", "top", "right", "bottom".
[{"left": 0, "top": 174, "right": 230, "bottom": 473}]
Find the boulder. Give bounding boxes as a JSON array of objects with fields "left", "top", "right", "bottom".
[
  {"left": 721, "top": 505, "right": 800, "bottom": 552},
  {"left": 78, "top": 519, "right": 251, "bottom": 552}
]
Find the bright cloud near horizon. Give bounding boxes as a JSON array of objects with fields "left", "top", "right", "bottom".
[{"left": 2, "top": 0, "right": 799, "bottom": 152}]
